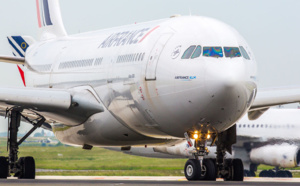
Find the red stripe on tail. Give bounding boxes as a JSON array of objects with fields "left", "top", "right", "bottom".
[{"left": 17, "top": 65, "right": 26, "bottom": 87}]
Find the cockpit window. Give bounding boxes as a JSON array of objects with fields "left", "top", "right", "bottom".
[
  {"left": 191, "top": 46, "right": 202, "bottom": 59},
  {"left": 203, "top": 47, "right": 223, "bottom": 58},
  {"left": 224, "top": 47, "right": 241, "bottom": 58},
  {"left": 181, "top": 45, "right": 196, "bottom": 59},
  {"left": 239, "top": 46, "right": 250, "bottom": 60}
]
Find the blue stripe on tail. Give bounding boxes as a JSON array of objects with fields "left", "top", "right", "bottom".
[
  {"left": 11, "top": 36, "right": 29, "bottom": 52},
  {"left": 7, "top": 38, "right": 24, "bottom": 57},
  {"left": 43, "top": 0, "right": 53, "bottom": 26}
]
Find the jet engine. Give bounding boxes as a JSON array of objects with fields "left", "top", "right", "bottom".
[{"left": 250, "top": 143, "right": 300, "bottom": 168}]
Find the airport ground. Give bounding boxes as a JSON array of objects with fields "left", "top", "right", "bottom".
[
  {"left": 1, "top": 137, "right": 300, "bottom": 178},
  {"left": 1, "top": 176, "right": 300, "bottom": 186}
]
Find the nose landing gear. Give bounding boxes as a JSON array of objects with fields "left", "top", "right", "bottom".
[
  {"left": 183, "top": 125, "right": 244, "bottom": 181},
  {"left": 184, "top": 131, "right": 217, "bottom": 181}
]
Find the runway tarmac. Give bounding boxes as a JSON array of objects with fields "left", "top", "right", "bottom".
[{"left": 1, "top": 176, "right": 300, "bottom": 186}]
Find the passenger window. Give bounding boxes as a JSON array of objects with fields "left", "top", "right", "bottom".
[
  {"left": 182, "top": 45, "right": 196, "bottom": 59},
  {"left": 239, "top": 46, "right": 250, "bottom": 60},
  {"left": 224, "top": 47, "right": 241, "bottom": 58},
  {"left": 203, "top": 47, "right": 223, "bottom": 58},
  {"left": 191, "top": 46, "right": 202, "bottom": 59}
]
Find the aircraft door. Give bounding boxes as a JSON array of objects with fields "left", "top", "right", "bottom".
[{"left": 145, "top": 33, "right": 173, "bottom": 80}]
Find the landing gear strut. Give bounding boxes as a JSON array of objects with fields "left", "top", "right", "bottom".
[
  {"left": 184, "top": 130, "right": 216, "bottom": 181},
  {"left": 0, "top": 108, "right": 45, "bottom": 179},
  {"left": 183, "top": 124, "right": 244, "bottom": 181}
]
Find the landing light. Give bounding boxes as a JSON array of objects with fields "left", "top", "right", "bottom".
[
  {"left": 207, "top": 134, "right": 211, "bottom": 139},
  {"left": 193, "top": 134, "right": 199, "bottom": 139}
]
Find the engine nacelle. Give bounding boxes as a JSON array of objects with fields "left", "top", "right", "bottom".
[{"left": 250, "top": 143, "right": 300, "bottom": 168}]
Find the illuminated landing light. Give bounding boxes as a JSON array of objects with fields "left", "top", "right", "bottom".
[
  {"left": 193, "top": 133, "right": 199, "bottom": 139},
  {"left": 207, "top": 134, "right": 211, "bottom": 139}
]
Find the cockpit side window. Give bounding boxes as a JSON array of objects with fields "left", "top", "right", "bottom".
[
  {"left": 191, "top": 45, "right": 202, "bottom": 59},
  {"left": 181, "top": 45, "right": 196, "bottom": 59},
  {"left": 224, "top": 47, "right": 241, "bottom": 58},
  {"left": 239, "top": 46, "right": 250, "bottom": 60},
  {"left": 203, "top": 47, "right": 223, "bottom": 58}
]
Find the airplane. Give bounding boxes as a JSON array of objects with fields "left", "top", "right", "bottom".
[
  {"left": 1, "top": 0, "right": 300, "bottom": 181},
  {"left": 107, "top": 108, "right": 300, "bottom": 178}
]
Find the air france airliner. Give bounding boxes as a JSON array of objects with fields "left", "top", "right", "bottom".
[{"left": 1, "top": 0, "right": 300, "bottom": 181}]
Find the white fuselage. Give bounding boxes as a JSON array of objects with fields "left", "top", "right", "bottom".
[
  {"left": 24, "top": 16, "right": 257, "bottom": 146},
  {"left": 237, "top": 108, "right": 300, "bottom": 142}
]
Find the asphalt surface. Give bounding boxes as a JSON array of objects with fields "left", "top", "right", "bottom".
[
  {"left": 0, "top": 177, "right": 300, "bottom": 186},
  {"left": 0, "top": 179, "right": 300, "bottom": 186}
]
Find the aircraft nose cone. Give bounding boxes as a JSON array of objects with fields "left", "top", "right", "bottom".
[
  {"left": 201, "top": 64, "right": 257, "bottom": 131},
  {"left": 206, "top": 69, "right": 244, "bottom": 95}
]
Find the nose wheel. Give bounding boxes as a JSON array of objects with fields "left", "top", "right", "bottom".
[{"left": 184, "top": 159, "right": 201, "bottom": 180}]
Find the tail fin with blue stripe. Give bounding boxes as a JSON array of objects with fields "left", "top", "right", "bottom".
[
  {"left": 36, "top": 0, "right": 67, "bottom": 40},
  {"left": 6, "top": 36, "right": 33, "bottom": 87},
  {"left": 7, "top": 36, "right": 35, "bottom": 57}
]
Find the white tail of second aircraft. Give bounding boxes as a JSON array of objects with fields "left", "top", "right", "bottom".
[{"left": 36, "top": 0, "right": 67, "bottom": 40}]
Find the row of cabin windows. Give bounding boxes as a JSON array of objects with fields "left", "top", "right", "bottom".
[
  {"left": 58, "top": 58, "right": 103, "bottom": 70},
  {"left": 31, "top": 53, "right": 144, "bottom": 72},
  {"left": 182, "top": 46, "right": 250, "bottom": 60},
  {"left": 238, "top": 124, "right": 295, "bottom": 129},
  {"left": 59, "top": 59, "right": 94, "bottom": 69},
  {"left": 94, "top": 57, "right": 103, "bottom": 66},
  {"left": 117, "top": 53, "right": 145, "bottom": 63}
]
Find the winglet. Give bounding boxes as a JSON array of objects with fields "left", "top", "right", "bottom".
[{"left": 36, "top": 0, "right": 67, "bottom": 40}]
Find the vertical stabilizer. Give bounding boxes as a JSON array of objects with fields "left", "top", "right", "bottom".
[{"left": 36, "top": 0, "right": 67, "bottom": 40}]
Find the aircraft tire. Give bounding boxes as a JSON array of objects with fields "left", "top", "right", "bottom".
[
  {"left": 231, "top": 159, "right": 244, "bottom": 181},
  {"left": 224, "top": 159, "right": 244, "bottom": 181},
  {"left": 0, "top": 156, "right": 8, "bottom": 179},
  {"left": 184, "top": 159, "right": 201, "bottom": 181},
  {"left": 276, "top": 170, "right": 288, "bottom": 178},
  {"left": 259, "top": 170, "right": 267, "bottom": 177},
  {"left": 244, "top": 170, "right": 255, "bottom": 177},
  {"left": 259, "top": 170, "right": 276, "bottom": 177},
  {"left": 285, "top": 171, "right": 293, "bottom": 177},
  {"left": 249, "top": 170, "right": 256, "bottom": 177},
  {"left": 267, "top": 170, "right": 275, "bottom": 177},
  {"left": 18, "top": 157, "right": 35, "bottom": 179},
  {"left": 199, "top": 159, "right": 216, "bottom": 181},
  {"left": 244, "top": 170, "right": 250, "bottom": 177}
]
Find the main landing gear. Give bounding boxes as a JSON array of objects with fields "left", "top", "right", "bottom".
[
  {"left": 259, "top": 167, "right": 293, "bottom": 178},
  {"left": 0, "top": 108, "right": 45, "bottom": 179},
  {"left": 184, "top": 125, "right": 244, "bottom": 181}
]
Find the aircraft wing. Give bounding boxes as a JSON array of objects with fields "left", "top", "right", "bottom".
[
  {"left": 251, "top": 87, "right": 300, "bottom": 110},
  {"left": 0, "top": 86, "right": 104, "bottom": 127},
  {"left": 249, "top": 86, "right": 300, "bottom": 120}
]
